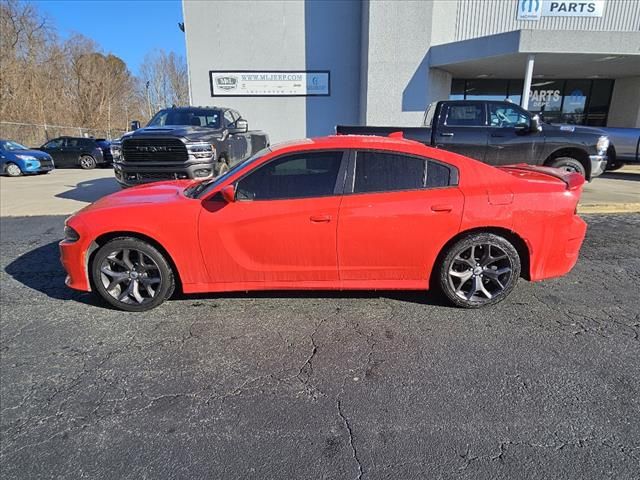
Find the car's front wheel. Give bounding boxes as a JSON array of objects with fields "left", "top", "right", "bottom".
[
  {"left": 548, "top": 157, "right": 586, "bottom": 177},
  {"left": 437, "top": 233, "right": 521, "bottom": 308},
  {"left": 5, "top": 162, "right": 22, "bottom": 177},
  {"left": 79, "top": 155, "right": 97, "bottom": 170},
  {"left": 91, "top": 237, "right": 175, "bottom": 312}
]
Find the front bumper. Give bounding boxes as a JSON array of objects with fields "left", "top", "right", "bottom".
[
  {"left": 59, "top": 238, "right": 92, "bottom": 292},
  {"left": 589, "top": 155, "right": 607, "bottom": 179},
  {"left": 114, "top": 162, "right": 215, "bottom": 187}
]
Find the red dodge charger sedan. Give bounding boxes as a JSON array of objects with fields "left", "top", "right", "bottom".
[{"left": 60, "top": 134, "right": 587, "bottom": 312}]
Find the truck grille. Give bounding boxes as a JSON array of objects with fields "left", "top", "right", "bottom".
[{"left": 122, "top": 138, "right": 188, "bottom": 162}]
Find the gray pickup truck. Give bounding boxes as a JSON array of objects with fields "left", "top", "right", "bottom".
[
  {"left": 337, "top": 100, "right": 610, "bottom": 180},
  {"left": 111, "top": 106, "right": 269, "bottom": 187}
]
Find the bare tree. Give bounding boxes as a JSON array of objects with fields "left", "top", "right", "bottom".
[{"left": 139, "top": 49, "right": 189, "bottom": 113}]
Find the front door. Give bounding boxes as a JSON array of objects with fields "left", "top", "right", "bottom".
[
  {"left": 338, "top": 150, "right": 464, "bottom": 283},
  {"left": 485, "top": 102, "right": 545, "bottom": 165},
  {"left": 40, "top": 138, "right": 66, "bottom": 165},
  {"left": 435, "top": 102, "right": 489, "bottom": 162},
  {"left": 198, "top": 150, "right": 347, "bottom": 285}
]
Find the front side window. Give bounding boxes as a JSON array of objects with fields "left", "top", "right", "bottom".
[
  {"left": 353, "top": 151, "right": 452, "bottom": 194},
  {"left": 444, "top": 104, "right": 485, "bottom": 127},
  {"left": 223, "top": 110, "right": 235, "bottom": 127},
  {"left": 488, "top": 103, "right": 530, "bottom": 128},
  {"left": 236, "top": 151, "right": 343, "bottom": 201},
  {"left": 43, "top": 138, "right": 64, "bottom": 149}
]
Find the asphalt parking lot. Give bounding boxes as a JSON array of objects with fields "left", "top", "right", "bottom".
[{"left": 1, "top": 211, "right": 639, "bottom": 479}]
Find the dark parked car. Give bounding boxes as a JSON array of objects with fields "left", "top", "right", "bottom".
[
  {"left": 37, "top": 136, "right": 111, "bottom": 169},
  {"left": 0, "top": 139, "right": 54, "bottom": 176},
  {"left": 110, "top": 106, "right": 269, "bottom": 187},
  {"left": 337, "top": 100, "right": 610, "bottom": 180}
]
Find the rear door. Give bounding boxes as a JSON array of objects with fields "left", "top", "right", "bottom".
[
  {"left": 435, "top": 102, "right": 489, "bottom": 161},
  {"left": 337, "top": 150, "right": 464, "bottom": 283},
  {"left": 485, "top": 102, "right": 545, "bottom": 165},
  {"left": 63, "top": 138, "right": 83, "bottom": 165}
]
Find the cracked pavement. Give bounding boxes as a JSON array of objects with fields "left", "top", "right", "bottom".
[{"left": 1, "top": 214, "right": 639, "bottom": 479}]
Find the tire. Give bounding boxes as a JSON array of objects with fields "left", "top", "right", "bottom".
[
  {"left": 79, "top": 155, "right": 97, "bottom": 170},
  {"left": 548, "top": 157, "right": 586, "bottom": 177},
  {"left": 605, "top": 162, "right": 625, "bottom": 172},
  {"left": 215, "top": 157, "right": 230, "bottom": 176},
  {"left": 90, "top": 237, "right": 175, "bottom": 312},
  {"left": 437, "top": 233, "right": 521, "bottom": 308},
  {"left": 5, "top": 162, "right": 22, "bottom": 177}
]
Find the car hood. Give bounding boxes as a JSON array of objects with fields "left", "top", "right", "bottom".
[
  {"left": 79, "top": 180, "right": 194, "bottom": 213},
  {"left": 13, "top": 149, "right": 52, "bottom": 159},
  {"left": 125, "top": 125, "right": 224, "bottom": 139}
]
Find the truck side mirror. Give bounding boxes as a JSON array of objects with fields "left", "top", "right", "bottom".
[
  {"left": 221, "top": 184, "right": 236, "bottom": 203},
  {"left": 530, "top": 115, "right": 542, "bottom": 133},
  {"left": 231, "top": 119, "right": 248, "bottom": 134},
  {"left": 130, "top": 120, "right": 141, "bottom": 131}
]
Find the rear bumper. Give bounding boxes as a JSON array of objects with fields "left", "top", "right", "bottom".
[
  {"left": 114, "top": 162, "right": 215, "bottom": 187},
  {"left": 531, "top": 215, "right": 587, "bottom": 281},
  {"left": 589, "top": 155, "right": 607, "bottom": 179}
]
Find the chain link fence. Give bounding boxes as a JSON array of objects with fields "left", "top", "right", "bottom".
[{"left": 0, "top": 121, "right": 127, "bottom": 148}]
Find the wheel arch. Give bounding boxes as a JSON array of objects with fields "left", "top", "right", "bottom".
[
  {"left": 543, "top": 147, "right": 590, "bottom": 177},
  {"left": 89, "top": 231, "right": 183, "bottom": 293},
  {"left": 430, "top": 226, "right": 531, "bottom": 289}
]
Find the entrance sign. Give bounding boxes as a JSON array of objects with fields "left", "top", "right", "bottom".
[
  {"left": 210, "top": 71, "right": 330, "bottom": 97},
  {"left": 517, "top": 0, "right": 605, "bottom": 21}
]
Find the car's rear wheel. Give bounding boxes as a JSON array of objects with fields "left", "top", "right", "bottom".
[
  {"left": 91, "top": 237, "right": 175, "bottom": 312},
  {"left": 438, "top": 233, "right": 521, "bottom": 308},
  {"left": 5, "top": 162, "right": 22, "bottom": 177},
  {"left": 79, "top": 155, "right": 97, "bottom": 170},
  {"left": 548, "top": 157, "right": 586, "bottom": 177}
]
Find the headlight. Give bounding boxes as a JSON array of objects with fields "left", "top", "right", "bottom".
[
  {"left": 596, "top": 136, "right": 609, "bottom": 155},
  {"left": 16, "top": 154, "right": 37, "bottom": 161},
  {"left": 110, "top": 142, "right": 122, "bottom": 162},
  {"left": 186, "top": 142, "right": 216, "bottom": 160},
  {"left": 63, "top": 225, "right": 80, "bottom": 242}
]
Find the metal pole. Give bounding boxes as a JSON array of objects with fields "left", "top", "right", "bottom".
[
  {"left": 521, "top": 54, "right": 535, "bottom": 109},
  {"left": 146, "top": 81, "right": 153, "bottom": 118}
]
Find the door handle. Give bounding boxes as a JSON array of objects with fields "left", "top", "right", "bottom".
[
  {"left": 440, "top": 132, "right": 454, "bottom": 137},
  {"left": 431, "top": 204, "right": 453, "bottom": 213},
  {"left": 310, "top": 215, "right": 332, "bottom": 223}
]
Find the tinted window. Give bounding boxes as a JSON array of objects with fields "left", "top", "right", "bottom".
[
  {"left": 43, "top": 138, "right": 64, "bottom": 149},
  {"left": 236, "top": 151, "right": 343, "bottom": 201},
  {"left": 445, "top": 104, "right": 485, "bottom": 127},
  {"left": 354, "top": 152, "right": 452, "bottom": 193}
]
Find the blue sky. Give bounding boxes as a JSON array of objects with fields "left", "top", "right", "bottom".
[{"left": 34, "top": 0, "right": 186, "bottom": 75}]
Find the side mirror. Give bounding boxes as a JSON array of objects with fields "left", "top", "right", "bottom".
[
  {"left": 130, "top": 120, "right": 141, "bottom": 131},
  {"left": 230, "top": 119, "right": 248, "bottom": 134},
  {"left": 221, "top": 184, "right": 236, "bottom": 203},
  {"left": 530, "top": 115, "right": 542, "bottom": 132}
]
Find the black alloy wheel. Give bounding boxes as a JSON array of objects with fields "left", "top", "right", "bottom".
[
  {"left": 438, "top": 233, "right": 521, "bottom": 308},
  {"left": 91, "top": 237, "right": 175, "bottom": 311}
]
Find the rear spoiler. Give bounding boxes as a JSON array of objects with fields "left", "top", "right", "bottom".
[{"left": 499, "top": 164, "right": 585, "bottom": 191}]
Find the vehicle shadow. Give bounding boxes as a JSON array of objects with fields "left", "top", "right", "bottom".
[
  {"left": 602, "top": 171, "right": 640, "bottom": 182},
  {"left": 55, "top": 177, "right": 120, "bottom": 203},
  {"left": 4, "top": 240, "right": 99, "bottom": 306},
  {"left": 5, "top": 241, "right": 449, "bottom": 309}
]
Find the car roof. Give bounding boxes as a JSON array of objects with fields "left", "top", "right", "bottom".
[{"left": 272, "top": 134, "right": 431, "bottom": 152}]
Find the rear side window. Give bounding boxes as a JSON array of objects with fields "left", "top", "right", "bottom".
[
  {"left": 444, "top": 104, "right": 485, "bottom": 127},
  {"left": 236, "top": 151, "right": 343, "bottom": 201},
  {"left": 353, "top": 151, "right": 453, "bottom": 193}
]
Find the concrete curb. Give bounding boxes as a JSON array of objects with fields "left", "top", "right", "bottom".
[{"left": 578, "top": 203, "right": 640, "bottom": 214}]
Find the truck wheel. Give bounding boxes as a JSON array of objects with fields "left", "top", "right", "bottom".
[
  {"left": 215, "top": 159, "right": 229, "bottom": 176},
  {"left": 437, "top": 233, "right": 521, "bottom": 308},
  {"left": 548, "top": 157, "right": 586, "bottom": 177},
  {"left": 79, "top": 155, "right": 97, "bottom": 170},
  {"left": 605, "top": 161, "right": 625, "bottom": 172},
  {"left": 5, "top": 162, "right": 22, "bottom": 177}
]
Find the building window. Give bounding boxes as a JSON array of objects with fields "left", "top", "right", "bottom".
[{"left": 450, "top": 78, "right": 615, "bottom": 126}]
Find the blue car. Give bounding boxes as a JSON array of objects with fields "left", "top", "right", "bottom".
[{"left": 0, "top": 139, "right": 55, "bottom": 176}]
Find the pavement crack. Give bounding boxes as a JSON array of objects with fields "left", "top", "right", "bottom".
[{"left": 337, "top": 399, "right": 363, "bottom": 480}]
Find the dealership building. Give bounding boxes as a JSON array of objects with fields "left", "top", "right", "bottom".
[{"left": 183, "top": 0, "right": 640, "bottom": 142}]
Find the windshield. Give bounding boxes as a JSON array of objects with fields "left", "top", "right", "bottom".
[
  {"left": 0, "top": 140, "right": 28, "bottom": 151},
  {"left": 186, "top": 147, "right": 272, "bottom": 199},
  {"left": 147, "top": 109, "right": 221, "bottom": 128}
]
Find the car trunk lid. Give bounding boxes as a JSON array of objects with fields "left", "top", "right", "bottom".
[{"left": 498, "top": 164, "right": 585, "bottom": 191}]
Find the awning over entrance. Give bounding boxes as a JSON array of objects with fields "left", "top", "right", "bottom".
[{"left": 429, "top": 30, "right": 640, "bottom": 79}]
